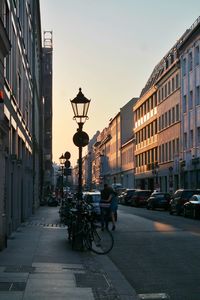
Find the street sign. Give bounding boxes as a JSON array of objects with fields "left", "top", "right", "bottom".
[
  {"left": 73, "top": 131, "right": 89, "bottom": 147},
  {"left": 64, "top": 151, "right": 71, "bottom": 159}
]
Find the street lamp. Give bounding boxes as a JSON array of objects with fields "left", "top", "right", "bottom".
[
  {"left": 70, "top": 88, "right": 90, "bottom": 206},
  {"left": 59, "top": 154, "right": 66, "bottom": 198}
]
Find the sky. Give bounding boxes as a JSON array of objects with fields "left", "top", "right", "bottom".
[{"left": 39, "top": 0, "right": 200, "bottom": 166}]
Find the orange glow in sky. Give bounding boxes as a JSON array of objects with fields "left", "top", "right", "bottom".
[{"left": 40, "top": 0, "right": 200, "bottom": 166}]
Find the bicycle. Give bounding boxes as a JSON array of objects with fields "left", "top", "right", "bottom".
[{"left": 68, "top": 201, "right": 114, "bottom": 255}]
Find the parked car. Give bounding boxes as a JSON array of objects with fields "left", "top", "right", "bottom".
[
  {"left": 146, "top": 192, "right": 171, "bottom": 210},
  {"left": 123, "top": 189, "right": 136, "bottom": 205},
  {"left": 169, "top": 189, "right": 200, "bottom": 215},
  {"left": 83, "top": 191, "right": 101, "bottom": 216},
  {"left": 183, "top": 195, "right": 200, "bottom": 219},
  {"left": 118, "top": 190, "right": 127, "bottom": 204},
  {"left": 131, "top": 190, "right": 152, "bottom": 207},
  {"left": 83, "top": 191, "right": 118, "bottom": 221},
  {"left": 47, "top": 196, "right": 59, "bottom": 207}
]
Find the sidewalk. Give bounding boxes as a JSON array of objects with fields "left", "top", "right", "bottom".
[{"left": 0, "top": 206, "right": 138, "bottom": 300}]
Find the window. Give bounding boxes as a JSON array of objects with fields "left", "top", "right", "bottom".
[
  {"left": 137, "top": 109, "right": 140, "bottom": 120},
  {"left": 147, "top": 125, "right": 150, "bottom": 138},
  {"left": 159, "top": 117, "right": 161, "bottom": 131},
  {"left": 161, "top": 114, "right": 164, "bottom": 130},
  {"left": 195, "top": 46, "right": 199, "bottom": 65},
  {"left": 162, "top": 144, "right": 164, "bottom": 163},
  {"left": 146, "top": 99, "right": 150, "bottom": 112},
  {"left": 197, "top": 127, "right": 200, "bottom": 145},
  {"left": 151, "top": 123, "right": 154, "bottom": 136},
  {"left": 17, "top": 71, "right": 21, "bottom": 107},
  {"left": 176, "top": 138, "right": 180, "bottom": 153},
  {"left": 143, "top": 103, "right": 146, "bottom": 115},
  {"left": 143, "top": 127, "right": 146, "bottom": 140},
  {"left": 169, "top": 141, "right": 172, "bottom": 160},
  {"left": 4, "top": 2, "right": 10, "bottom": 80},
  {"left": 149, "top": 97, "right": 153, "bottom": 110},
  {"left": 176, "top": 104, "right": 179, "bottom": 121},
  {"left": 158, "top": 90, "right": 161, "bottom": 103},
  {"left": 136, "top": 132, "right": 139, "bottom": 145},
  {"left": 11, "top": 127, "right": 16, "bottom": 155},
  {"left": 168, "top": 81, "right": 171, "bottom": 95},
  {"left": 176, "top": 74, "right": 179, "bottom": 89},
  {"left": 172, "top": 139, "right": 175, "bottom": 154},
  {"left": 172, "top": 107, "right": 175, "bottom": 123},
  {"left": 161, "top": 87, "right": 164, "bottom": 100},
  {"left": 139, "top": 129, "right": 143, "bottom": 142},
  {"left": 155, "top": 120, "right": 157, "bottom": 134},
  {"left": 159, "top": 145, "right": 161, "bottom": 163},
  {"left": 165, "top": 143, "right": 168, "bottom": 161},
  {"left": 155, "top": 147, "right": 158, "bottom": 162},
  {"left": 190, "top": 130, "right": 194, "bottom": 147},
  {"left": 168, "top": 110, "right": 171, "bottom": 126},
  {"left": 153, "top": 93, "right": 157, "bottom": 107},
  {"left": 165, "top": 84, "right": 167, "bottom": 98},
  {"left": 170, "top": 53, "right": 174, "bottom": 64},
  {"left": 189, "top": 91, "right": 193, "bottom": 109},
  {"left": 147, "top": 150, "right": 150, "bottom": 164},
  {"left": 183, "top": 95, "right": 187, "bottom": 113},
  {"left": 140, "top": 106, "right": 143, "bottom": 117},
  {"left": 165, "top": 112, "right": 168, "bottom": 128},
  {"left": 172, "top": 77, "right": 175, "bottom": 92},
  {"left": 183, "top": 58, "right": 186, "bottom": 76},
  {"left": 189, "top": 52, "right": 193, "bottom": 71},
  {"left": 151, "top": 148, "right": 154, "bottom": 162},
  {"left": 184, "top": 133, "right": 187, "bottom": 149},
  {"left": 196, "top": 86, "right": 200, "bottom": 105}
]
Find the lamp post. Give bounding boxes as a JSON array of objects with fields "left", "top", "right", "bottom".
[
  {"left": 59, "top": 154, "right": 66, "bottom": 199},
  {"left": 70, "top": 88, "right": 90, "bottom": 206}
]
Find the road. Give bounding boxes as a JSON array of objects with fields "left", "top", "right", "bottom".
[{"left": 108, "top": 204, "right": 200, "bottom": 300}]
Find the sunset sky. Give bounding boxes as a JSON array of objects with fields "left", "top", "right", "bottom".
[{"left": 40, "top": 0, "right": 200, "bottom": 166}]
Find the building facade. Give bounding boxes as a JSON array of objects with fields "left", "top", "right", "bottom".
[
  {"left": 0, "top": 0, "right": 11, "bottom": 250},
  {"left": 81, "top": 16, "right": 200, "bottom": 194},
  {"left": 156, "top": 47, "right": 181, "bottom": 193},
  {"left": 178, "top": 17, "right": 200, "bottom": 189},
  {"left": 120, "top": 98, "right": 138, "bottom": 188},
  {"left": 134, "top": 85, "right": 158, "bottom": 190},
  {"left": 42, "top": 31, "right": 53, "bottom": 198},
  {"left": 0, "top": 0, "right": 42, "bottom": 250}
]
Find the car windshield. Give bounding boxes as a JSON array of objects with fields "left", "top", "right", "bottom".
[
  {"left": 127, "top": 190, "right": 135, "bottom": 195},
  {"left": 155, "top": 194, "right": 164, "bottom": 198},
  {"left": 182, "top": 191, "right": 198, "bottom": 198}
]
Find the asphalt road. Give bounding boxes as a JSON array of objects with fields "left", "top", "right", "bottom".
[{"left": 108, "top": 204, "right": 200, "bottom": 300}]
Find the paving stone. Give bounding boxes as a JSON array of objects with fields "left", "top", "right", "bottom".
[{"left": 0, "top": 292, "right": 23, "bottom": 300}]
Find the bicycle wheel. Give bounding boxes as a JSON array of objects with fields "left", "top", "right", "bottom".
[{"left": 85, "top": 224, "right": 114, "bottom": 254}]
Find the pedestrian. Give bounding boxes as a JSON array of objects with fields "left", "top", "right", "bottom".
[
  {"left": 100, "top": 184, "right": 113, "bottom": 230},
  {"left": 109, "top": 190, "right": 118, "bottom": 231}
]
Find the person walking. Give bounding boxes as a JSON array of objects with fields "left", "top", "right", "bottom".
[
  {"left": 108, "top": 190, "right": 118, "bottom": 231},
  {"left": 100, "top": 184, "right": 113, "bottom": 230}
]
